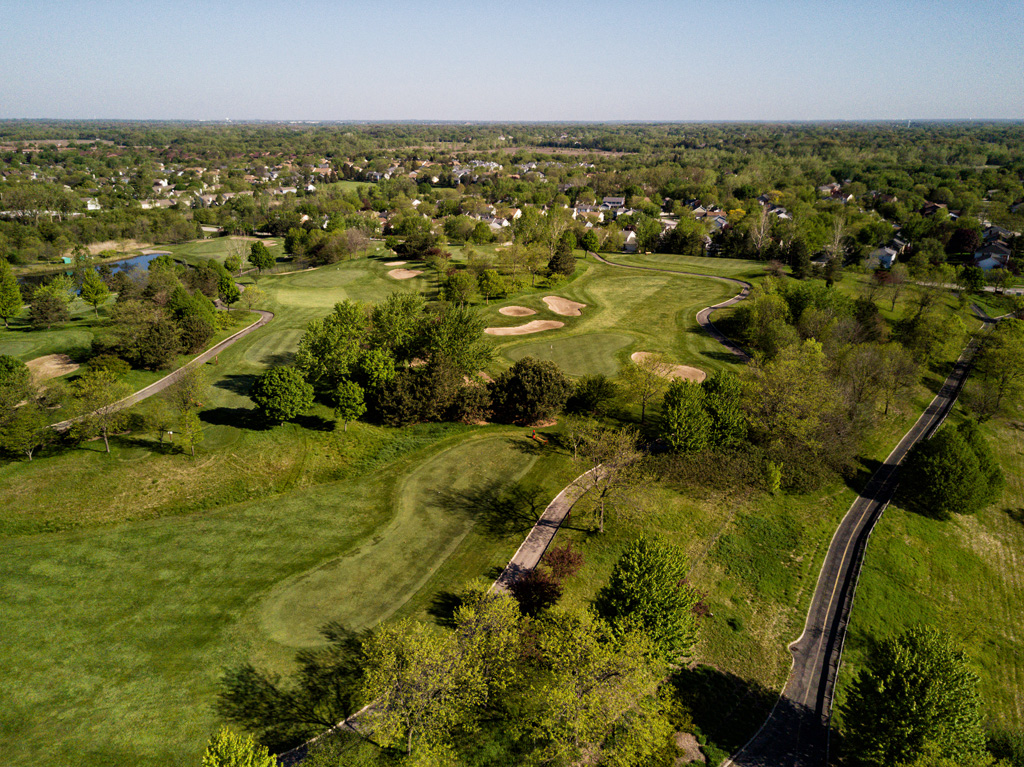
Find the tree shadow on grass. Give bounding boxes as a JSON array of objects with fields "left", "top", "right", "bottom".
[
  {"left": 427, "top": 590, "right": 465, "bottom": 628},
  {"left": 1005, "top": 507, "right": 1024, "bottom": 526},
  {"left": 200, "top": 406, "right": 270, "bottom": 431},
  {"left": 700, "top": 348, "right": 744, "bottom": 364},
  {"left": 669, "top": 665, "right": 778, "bottom": 756},
  {"left": 216, "top": 622, "right": 368, "bottom": 755},
  {"left": 213, "top": 373, "right": 258, "bottom": 396},
  {"left": 435, "top": 478, "right": 548, "bottom": 535},
  {"left": 294, "top": 413, "right": 335, "bottom": 432}
]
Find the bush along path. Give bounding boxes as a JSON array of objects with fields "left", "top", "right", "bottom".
[
  {"left": 724, "top": 331, "right": 986, "bottom": 767},
  {"left": 50, "top": 308, "right": 274, "bottom": 431}
]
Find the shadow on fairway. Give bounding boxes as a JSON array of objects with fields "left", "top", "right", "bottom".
[
  {"left": 294, "top": 413, "right": 335, "bottom": 432},
  {"left": 213, "top": 373, "right": 258, "bottom": 396},
  {"left": 200, "top": 406, "right": 269, "bottom": 431},
  {"left": 435, "top": 478, "right": 548, "bottom": 535}
]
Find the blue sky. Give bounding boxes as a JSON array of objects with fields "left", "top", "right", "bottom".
[{"left": 1, "top": 0, "right": 1021, "bottom": 121}]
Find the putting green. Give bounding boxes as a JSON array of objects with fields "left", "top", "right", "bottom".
[
  {"left": 258, "top": 433, "right": 538, "bottom": 646},
  {"left": 505, "top": 333, "right": 634, "bottom": 377}
]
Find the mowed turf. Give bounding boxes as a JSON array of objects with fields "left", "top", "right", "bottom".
[
  {"left": 259, "top": 433, "right": 539, "bottom": 646},
  {"left": 0, "top": 429, "right": 545, "bottom": 767},
  {"left": 506, "top": 332, "right": 633, "bottom": 376},
  {"left": 487, "top": 258, "right": 748, "bottom": 378}
]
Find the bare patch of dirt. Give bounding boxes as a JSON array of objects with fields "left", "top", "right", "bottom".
[
  {"left": 499, "top": 306, "right": 537, "bottom": 317},
  {"left": 388, "top": 269, "right": 423, "bottom": 280},
  {"left": 543, "top": 296, "right": 586, "bottom": 316},
  {"left": 674, "top": 732, "right": 706, "bottom": 764},
  {"left": 485, "top": 320, "right": 565, "bottom": 336},
  {"left": 630, "top": 352, "right": 706, "bottom": 382},
  {"left": 26, "top": 354, "right": 79, "bottom": 385}
]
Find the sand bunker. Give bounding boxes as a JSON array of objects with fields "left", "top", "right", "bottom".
[
  {"left": 26, "top": 354, "right": 79, "bottom": 384},
  {"left": 543, "top": 296, "right": 586, "bottom": 316},
  {"left": 485, "top": 320, "right": 565, "bottom": 336},
  {"left": 630, "top": 352, "right": 706, "bottom": 382},
  {"left": 388, "top": 268, "right": 423, "bottom": 280},
  {"left": 499, "top": 306, "right": 537, "bottom": 317},
  {"left": 386, "top": 260, "right": 408, "bottom": 266}
]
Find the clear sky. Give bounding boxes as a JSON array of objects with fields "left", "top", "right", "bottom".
[{"left": 1, "top": 0, "right": 1021, "bottom": 121}]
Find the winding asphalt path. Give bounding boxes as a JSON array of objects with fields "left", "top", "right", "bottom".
[
  {"left": 589, "top": 252, "right": 752, "bottom": 361},
  {"left": 51, "top": 308, "right": 273, "bottom": 431},
  {"left": 724, "top": 332, "right": 984, "bottom": 767}
]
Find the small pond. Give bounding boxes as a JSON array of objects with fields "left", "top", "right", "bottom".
[{"left": 17, "top": 252, "right": 173, "bottom": 287}]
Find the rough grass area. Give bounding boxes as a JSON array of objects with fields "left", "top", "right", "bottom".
[{"left": 834, "top": 404, "right": 1024, "bottom": 734}]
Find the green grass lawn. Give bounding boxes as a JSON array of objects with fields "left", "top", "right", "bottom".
[
  {"left": 485, "top": 258, "right": 750, "bottom": 379},
  {"left": 833, "top": 402, "right": 1024, "bottom": 735}
]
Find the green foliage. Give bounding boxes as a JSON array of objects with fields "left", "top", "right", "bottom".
[
  {"left": 703, "top": 371, "right": 746, "bottom": 447},
  {"left": 29, "top": 276, "right": 74, "bottom": 328},
  {"left": 841, "top": 627, "right": 987, "bottom": 766},
  {"left": 477, "top": 269, "right": 505, "bottom": 302},
  {"left": 548, "top": 236, "right": 576, "bottom": 277},
  {"left": 294, "top": 300, "right": 368, "bottom": 393},
  {"left": 596, "top": 535, "right": 701, "bottom": 662},
  {"left": 333, "top": 379, "right": 366, "bottom": 431},
  {"left": 79, "top": 269, "right": 110, "bottom": 315},
  {"left": 201, "top": 727, "right": 275, "bottom": 767},
  {"left": 71, "top": 369, "right": 133, "bottom": 453},
  {"left": 248, "top": 241, "right": 274, "bottom": 274},
  {"left": 249, "top": 366, "right": 314, "bottom": 423},
  {"left": 0, "top": 401, "right": 50, "bottom": 460},
  {"left": 0, "top": 354, "right": 31, "bottom": 419},
  {"left": 490, "top": 356, "right": 572, "bottom": 425},
  {"left": 420, "top": 304, "right": 492, "bottom": 374},
  {"left": 662, "top": 380, "right": 711, "bottom": 452},
  {"left": 566, "top": 373, "right": 617, "bottom": 416},
  {"left": 900, "top": 420, "right": 1004, "bottom": 519},
  {"left": 0, "top": 258, "right": 21, "bottom": 326},
  {"left": 441, "top": 270, "right": 476, "bottom": 306}
]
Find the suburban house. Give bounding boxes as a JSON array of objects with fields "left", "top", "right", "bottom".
[
  {"left": 623, "top": 231, "right": 638, "bottom": 253},
  {"left": 974, "top": 240, "right": 1012, "bottom": 271}
]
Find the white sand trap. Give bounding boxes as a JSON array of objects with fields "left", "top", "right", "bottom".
[
  {"left": 499, "top": 306, "right": 537, "bottom": 317},
  {"left": 386, "top": 260, "right": 408, "bottom": 266},
  {"left": 388, "top": 268, "right": 423, "bottom": 280},
  {"left": 26, "top": 354, "right": 79, "bottom": 384},
  {"left": 630, "top": 352, "right": 706, "bottom": 382},
  {"left": 485, "top": 320, "right": 565, "bottom": 336},
  {"left": 543, "top": 296, "right": 586, "bottom": 316}
]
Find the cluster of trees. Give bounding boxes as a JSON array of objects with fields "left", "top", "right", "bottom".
[
  {"left": 246, "top": 293, "right": 582, "bottom": 430},
  {"left": 215, "top": 535, "right": 706, "bottom": 766}
]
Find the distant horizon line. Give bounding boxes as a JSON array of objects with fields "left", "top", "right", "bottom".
[{"left": 2, "top": 117, "right": 1023, "bottom": 126}]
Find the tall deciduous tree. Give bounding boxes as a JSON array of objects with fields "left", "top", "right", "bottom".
[
  {"left": 596, "top": 535, "right": 701, "bottom": 662},
  {"left": 332, "top": 379, "right": 365, "bottom": 431},
  {"left": 0, "top": 401, "right": 50, "bottom": 460},
  {"left": 577, "top": 425, "right": 646, "bottom": 533},
  {"left": 841, "top": 627, "right": 986, "bottom": 767},
  {"left": 73, "top": 369, "right": 133, "bottom": 453},
  {"left": 490, "top": 356, "right": 572, "bottom": 425},
  {"left": 662, "top": 380, "right": 711, "bottom": 452},
  {"left": 248, "top": 241, "right": 274, "bottom": 276},
  {"left": 530, "top": 609, "right": 669, "bottom": 765},
  {"left": 201, "top": 727, "right": 276, "bottom": 767},
  {"left": 621, "top": 353, "right": 669, "bottom": 424},
  {"left": 80, "top": 269, "right": 110, "bottom": 316},
  {"left": 0, "top": 258, "right": 22, "bottom": 327},
  {"left": 249, "top": 366, "right": 314, "bottom": 424}
]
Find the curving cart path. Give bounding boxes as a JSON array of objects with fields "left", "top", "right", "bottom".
[
  {"left": 277, "top": 256, "right": 754, "bottom": 764},
  {"left": 51, "top": 308, "right": 273, "bottom": 431},
  {"left": 723, "top": 332, "right": 984, "bottom": 767}
]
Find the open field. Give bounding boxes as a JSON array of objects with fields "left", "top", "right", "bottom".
[{"left": 833, "top": 403, "right": 1024, "bottom": 734}]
